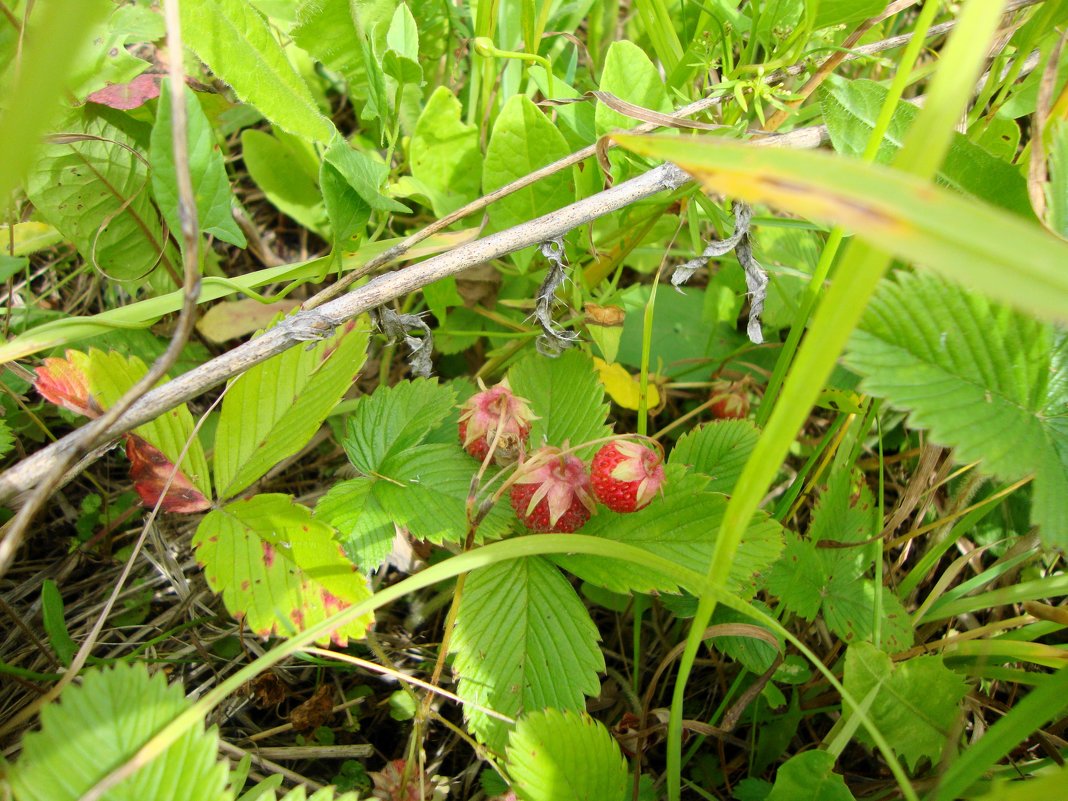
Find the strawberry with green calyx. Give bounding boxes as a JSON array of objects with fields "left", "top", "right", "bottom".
[
  {"left": 458, "top": 377, "right": 537, "bottom": 465},
  {"left": 590, "top": 439, "right": 666, "bottom": 513},
  {"left": 708, "top": 379, "right": 750, "bottom": 420},
  {"left": 509, "top": 445, "right": 597, "bottom": 533}
]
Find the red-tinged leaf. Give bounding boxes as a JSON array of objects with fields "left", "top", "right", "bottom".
[
  {"left": 125, "top": 434, "right": 212, "bottom": 514},
  {"left": 196, "top": 298, "right": 300, "bottom": 344},
  {"left": 86, "top": 73, "right": 162, "bottom": 110},
  {"left": 34, "top": 350, "right": 98, "bottom": 417}
]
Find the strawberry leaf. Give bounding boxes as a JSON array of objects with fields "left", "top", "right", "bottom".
[
  {"left": 214, "top": 317, "right": 369, "bottom": 501},
  {"left": 125, "top": 435, "right": 210, "bottom": 513},
  {"left": 844, "top": 642, "right": 969, "bottom": 772},
  {"left": 6, "top": 663, "right": 228, "bottom": 801},
  {"left": 555, "top": 467, "right": 784, "bottom": 597},
  {"left": 507, "top": 349, "right": 611, "bottom": 458},
  {"left": 669, "top": 419, "right": 761, "bottom": 494},
  {"left": 452, "top": 557, "right": 603, "bottom": 752},
  {"left": 506, "top": 709, "right": 628, "bottom": 801},
  {"left": 33, "top": 350, "right": 96, "bottom": 417},
  {"left": 89, "top": 349, "right": 212, "bottom": 503},
  {"left": 342, "top": 379, "right": 457, "bottom": 475},
  {"left": 316, "top": 478, "right": 396, "bottom": 573},
  {"left": 193, "top": 494, "right": 373, "bottom": 645}
]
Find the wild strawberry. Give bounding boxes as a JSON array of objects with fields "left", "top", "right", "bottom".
[
  {"left": 458, "top": 378, "right": 536, "bottom": 464},
  {"left": 590, "top": 440, "right": 665, "bottom": 513},
  {"left": 708, "top": 380, "right": 749, "bottom": 420},
  {"left": 509, "top": 446, "right": 597, "bottom": 533}
]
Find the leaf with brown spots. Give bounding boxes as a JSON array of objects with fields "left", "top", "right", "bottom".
[
  {"left": 125, "top": 434, "right": 211, "bottom": 513},
  {"left": 193, "top": 494, "right": 373, "bottom": 645}
]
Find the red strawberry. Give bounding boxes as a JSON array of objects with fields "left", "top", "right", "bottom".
[
  {"left": 591, "top": 440, "right": 665, "bottom": 513},
  {"left": 709, "top": 380, "right": 749, "bottom": 420},
  {"left": 509, "top": 446, "right": 597, "bottom": 533},
  {"left": 458, "top": 378, "right": 536, "bottom": 465}
]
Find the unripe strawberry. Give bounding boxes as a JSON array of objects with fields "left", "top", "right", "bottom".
[
  {"left": 590, "top": 440, "right": 665, "bottom": 513},
  {"left": 458, "top": 378, "right": 536, "bottom": 464},
  {"left": 509, "top": 446, "right": 597, "bottom": 533},
  {"left": 709, "top": 380, "right": 749, "bottom": 420}
]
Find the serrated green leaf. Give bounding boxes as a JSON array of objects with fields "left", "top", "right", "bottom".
[
  {"left": 822, "top": 80, "right": 1032, "bottom": 218},
  {"left": 483, "top": 95, "right": 574, "bottom": 269},
  {"left": 452, "top": 557, "right": 603, "bottom": 752},
  {"left": 765, "top": 751, "right": 855, "bottom": 801},
  {"left": 506, "top": 709, "right": 628, "bottom": 801},
  {"left": 7, "top": 663, "right": 229, "bottom": 801},
  {"left": 410, "top": 87, "right": 481, "bottom": 216},
  {"left": 214, "top": 317, "right": 369, "bottom": 500},
  {"left": 89, "top": 350, "right": 212, "bottom": 499},
  {"left": 669, "top": 420, "right": 761, "bottom": 494},
  {"left": 595, "top": 41, "right": 672, "bottom": 136},
  {"left": 241, "top": 129, "right": 329, "bottom": 235},
  {"left": 556, "top": 467, "right": 784, "bottom": 597},
  {"left": 194, "top": 494, "right": 373, "bottom": 644},
  {"left": 844, "top": 642, "right": 969, "bottom": 772},
  {"left": 343, "top": 379, "right": 457, "bottom": 475},
  {"left": 150, "top": 80, "right": 246, "bottom": 248},
  {"left": 374, "top": 444, "right": 513, "bottom": 542},
  {"left": 843, "top": 271, "right": 1068, "bottom": 550},
  {"left": 507, "top": 349, "right": 611, "bottom": 458},
  {"left": 26, "top": 109, "right": 176, "bottom": 284},
  {"left": 181, "top": 0, "right": 335, "bottom": 143},
  {"left": 280, "top": 786, "right": 361, "bottom": 801},
  {"left": 317, "top": 478, "right": 395, "bottom": 572}
]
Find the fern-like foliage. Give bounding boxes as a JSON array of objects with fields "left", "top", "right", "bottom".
[
  {"left": 844, "top": 271, "right": 1068, "bottom": 550},
  {"left": 505, "top": 709, "right": 628, "bottom": 801},
  {"left": 6, "top": 663, "right": 229, "bottom": 801},
  {"left": 451, "top": 557, "right": 604, "bottom": 752}
]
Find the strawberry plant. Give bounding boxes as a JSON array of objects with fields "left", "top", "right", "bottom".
[{"left": 2, "top": 1, "right": 1068, "bottom": 800}]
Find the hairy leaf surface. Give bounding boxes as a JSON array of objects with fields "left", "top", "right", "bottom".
[{"left": 452, "top": 557, "right": 603, "bottom": 752}]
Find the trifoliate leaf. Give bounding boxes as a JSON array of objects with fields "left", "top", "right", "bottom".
[
  {"left": 194, "top": 494, "right": 373, "bottom": 644},
  {"left": 316, "top": 478, "right": 396, "bottom": 572},
  {"left": 7, "top": 663, "right": 229, "bottom": 801},
  {"left": 556, "top": 467, "right": 784, "bottom": 598},
  {"left": 452, "top": 557, "right": 603, "bottom": 752},
  {"left": 506, "top": 709, "right": 628, "bottom": 801},
  {"left": 765, "top": 751, "right": 856, "bottom": 801},
  {"left": 669, "top": 420, "right": 761, "bottom": 495},
  {"left": 214, "top": 317, "right": 369, "bottom": 501},
  {"left": 844, "top": 642, "right": 969, "bottom": 772},
  {"left": 342, "top": 379, "right": 457, "bottom": 475},
  {"left": 843, "top": 271, "right": 1068, "bottom": 550},
  {"left": 507, "top": 349, "right": 612, "bottom": 458}
]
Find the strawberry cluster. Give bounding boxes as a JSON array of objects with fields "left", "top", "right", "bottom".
[{"left": 458, "top": 380, "right": 666, "bottom": 534}]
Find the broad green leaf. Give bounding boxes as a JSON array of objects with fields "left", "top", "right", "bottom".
[
  {"left": 452, "top": 557, "right": 603, "bottom": 752},
  {"left": 844, "top": 642, "right": 969, "bottom": 772},
  {"left": 1047, "top": 120, "right": 1068, "bottom": 239},
  {"left": 241, "top": 129, "right": 329, "bottom": 235},
  {"left": 669, "top": 420, "right": 761, "bottom": 494},
  {"left": 65, "top": 0, "right": 154, "bottom": 100},
  {"left": 320, "top": 160, "right": 371, "bottom": 254},
  {"left": 595, "top": 40, "right": 672, "bottom": 136},
  {"left": 0, "top": 417, "right": 12, "bottom": 460},
  {"left": 483, "top": 95, "right": 574, "bottom": 269},
  {"left": 26, "top": 109, "right": 176, "bottom": 283},
  {"left": 410, "top": 87, "right": 481, "bottom": 216},
  {"left": 843, "top": 271, "right": 1068, "bottom": 550},
  {"left": 822, "top": 80, "right": 1032, "bottom": 218},
  {"left": 342, "top": 379, "right": 458, "bottom": 475},
  {"left": 612, "top": 134, "right": 1068, "bottom": 326},
  {"left": 507, "top": 349, "right": 611, "bottom": 459},
  {"left": 291, "top": 0, "right": 363, "bottom": 83},
  {"left": 89, "top": 350, "right": 212, "bottom": 499},
  {"left": 381, "top": 2, "right": 422, "bottom": 84},
  {"left": 150, "top": 80, "right": 246, "bottom": 247},
  {"left": 193, "top": 494, "right": 373, "bottom": 644},
  {"left": 181, "top": 0, "right": 335, "bottom": 143},
  {"left": 812, "top": 0, "right": 883, "bottom": 29},
  {"left": 1, "top": 222, "right": 63, "bottom": 256},
  {"left": 7, "top": 663, "right": 229, "bottom": 801},
  {"left": 40, "top": 580, "right": 76, "bottom": 666},
  {"left": 322, "top": 138, "right": 409, "bottom": 213},
  {"left": 556, "top": 468, "right": 784, "bottom": 598},
  {"left": 506, "top": 709, "right": 628, "bottom": 801},
  {"left": 213, "top": 317, "right": 369, "bottom": 500},
  {"left": 765, "top": 751, "right": 855, "bottom": 801},
  {"left": 316, "top": 478, "right": 395, "bottom": 572}
]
